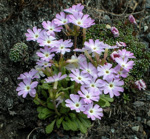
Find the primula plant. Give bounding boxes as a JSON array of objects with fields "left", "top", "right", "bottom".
[{"left": 16, "top": 4, "right": 138, "bottom": 134}]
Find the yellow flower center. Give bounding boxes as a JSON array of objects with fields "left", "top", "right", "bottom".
[
  {"left": 90, "top": 110, "right": 93, "bottom": 113},
  {"left": 77, "top": 21, "right": 81, "bottom": 25},
  {"left": 76, "top": 103, "right": 79, "bottom": 107},
  {"left": 47, "top": 40, "right": 51, "bottom": 44}
]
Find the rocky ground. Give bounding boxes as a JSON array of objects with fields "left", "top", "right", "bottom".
[{"left": 0, "top": 0, "right": 150, "bottom": 139}]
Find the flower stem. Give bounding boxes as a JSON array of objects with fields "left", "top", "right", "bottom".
[
  {"left": 52, "top": 99, "right": 60, "bottom": 116},
  {"left": 82, "top": 28, "right": 86, "bottom": 45}
]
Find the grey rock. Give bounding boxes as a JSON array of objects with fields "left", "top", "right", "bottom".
[
  {"left": 131, "top": 126, "right": 140, "bottom": 132},
  {"left": 136, "top": 117, "right": 141, "bottom": 122},
  {"left": 144, "top": 25, "right": 148, "bottom": 32},
  {"left": 147, "top": 110, "right": 150, "bottom": 117},
  {"left": 111, "top": 128, "right": 115, "bottom": 133},
  {"left": 142, "top": 41, "right": 149, "bottom": 48},
  {"left": 143, "top": 118, "right": 147, "bottom": 124},
  {"left": 0, "top": 123, "right": 3, "bottom": 128},
  {"left": 101, "top": 136, "right": 109, "bottom": 139},
  {"left": 4, "top": 77, "right": 8, "bottom": 82},
  {"left": 147, "top": 32, "right": 150, "bottom": 41},
  {"left": 6, "top": 98, "right": 13, "bottom": 109},
  {"left": 103, "top": 15, "right": 111, "bottom": 24},
  {"left": 147, "top": 120, "right": 150, "bottom": 127},
  {"left": 146, "top": 0, "right": 150, "bottom": 9},
  {"left": 133, "top": 101, "right": 145, "bottom": 107}
]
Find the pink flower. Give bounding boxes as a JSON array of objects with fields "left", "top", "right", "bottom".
[
  {"left": 97, "top": 63, "right": 115, "bottom": 80},
  {"left": 128, "top": 15, "right": 137, "bottom": 24},
  {"left": 80, "top": 61, "right": 97, "bottom": 76},
  {"left": 42, "top": 20, "right": 63, "bottom": 35},
  {"left": 52, "top": 39, "right": 73, "bottom": 55},
  {"left": 36, "top": 59, "right": 52, "bottom": 67},
  {"left": 45, "top": 72, "right": 67, "bottom": 83},
  {"left": 16, "top": 79, "right": 38, "bottom": 98},
  {"left": 82, "top": 75, "right": 104, "bottom": 95},
  {"left": 54, "top": 12, "right": 70, "bottom": 26},
  {"left": 135, "top": 79, "right": 146, "bottom": 90},
  {"left": 78, "top": 87, "right": 100, "bottom": 104},
  {"left": 69, "top": 12, "right": 95, "bottom": 28},
  {"left": 69, "top": 69, "right": 91, "bottom": 84},
  {"left": 111, "top": 27, "right": 119, "bottom": 37},
  {"left": 17, "top": 69, "right": 38, "bottom": 80},
  {"left": 36, "top": 46, "right": 55, "bottom": 61},
  {"left": 118, "top": 49, "right": 135, "bottom": 59},
  {"left": 64, "top": 3, "right": 84, "bottom": 14},
  {"left": 25, "top": 26, "right": 43, "bottom": 41},
  {"left": 84, "top": 39, "right": 104, "bottom": 55},
  {"left": 65, "top": 94, "right": 85, "bottom": 112},
  {"left": 84, "top": 103, "right": 103, "bottom": 120},
  {"left": 114, "top": 65, "right": 128, "bottom": 78},
  {"left": 103, "top": 78, "right": 124, "bottom": 98},
  {"left": 115, "top": 57, "right": 134, "bottom": 72},
  {"left": 37, "top": 32, "right": 56, "bottom": 47}
]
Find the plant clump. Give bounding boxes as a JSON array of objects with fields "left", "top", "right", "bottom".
[
  {"left": 15, "top": 4, "right": 145, "bottom": 135},
  {"left": 9, "top": 42, "right": 29, "bottom": 63}
]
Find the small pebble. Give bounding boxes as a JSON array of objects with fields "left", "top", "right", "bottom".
[
  {"left": 144, "top": 25, "right": 148, "bottom": 32},
  {"left": 4, "top": 77, "right": 8, "bottom": 82},
  {"left": 131, "top": 126, "right": 140, "bottom": 132},
  {"left": 147, "top": 120, "right": 150, "bottom": 127},
  {"left": 133, "top": 101, "right": 145, "bottom": 107},
  {"left": 111, "top": 128, "right": 115, "bottom": 133},
  {"left": 147, "top": 110, "right": 150, "bottom": 117}
]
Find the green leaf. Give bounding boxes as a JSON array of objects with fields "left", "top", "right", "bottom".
[
  {"left": 42, "top": 83, "right": 51, "bottom": 90},
  {"left": 61, "top": 101, "right": 66, "bottom": 107},
  {"left": 56, "top": 116, "right": 64, "bottom": 128},
  {"left": 33, "top": 96, "right": 45, "bottom": 106},
  {"left": 38, "top": 107, "right": 54, "bottom": 120},
  {"left": 60, "top": 106, "right": 70, "bottom": 114},
  {"left": 97, "top": 99, "right": 107, "bottom": 107},
  {"left": 102, "top": 94, "right": 114, "bottom": 102},
  {"left": 33, "top": 98, "right": 40, "bottom": 105},
  {"left": 47, "top": 98, "right": 54, "bottom": 110},
  {"left": 62, "top": 117, "right": 78, "bottom": 131},
  {"left": 37, "top": 106, "right": 43, "bottom": 112},
  {"left": 76, "top": 119, "right": 87, "bottom": 133},
  {"left": 57, "top": 85, "right": 74, "bottom": 93},
  {"left": 69, "top": 113, "right": 76, "bottom": 119},
  {"left": 41, "top": 90, "right": 48, "bottom": 98},
  {"left": 97, "top": 94, "right": 114, "bottom": 107},
  {"left": 62, "top": 120, "right": 70, "bottom": 131},
  {"left": 46, "top": 120, "right": 56, "bottom": 134},
  {"left": 79, "top": 117, "right": 91, "bottom": 128}
]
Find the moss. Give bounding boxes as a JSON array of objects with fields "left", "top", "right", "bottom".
[{"left": 86, "top": 21, "right": 150, "bottom": 91}]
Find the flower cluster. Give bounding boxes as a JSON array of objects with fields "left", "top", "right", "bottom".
[{"left": 16, "top": 3, "right": 141, "bottom": 133}]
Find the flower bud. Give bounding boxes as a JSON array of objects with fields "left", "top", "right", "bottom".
[
  {"left": 116, "top": 41, "right": 126, "bottom": 47},
  {"left": 135, "top": 79, "right": 146, "bottom": 90},
  {"left": 111, "top": 27, "right": 119, "bottom": 37},
  {"left": 128, "top": 15, "right": 137, "bottom": 24}
]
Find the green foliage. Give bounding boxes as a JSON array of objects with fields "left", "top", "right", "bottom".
[
  {"left": 46, "top": 120, "right": 56, "bottom": 134},
  {"left": 97, "top": 94, "right": 114, "bottom": 107},
  {"left": 37, "top": 106, "right": 54, "bottom": 120},
  {"left": 33, "top": 72, "right": 92, "bottom": 134},
  {"left": 123, "top": 93, "right": 130, "bottom": 104},
  {"left": 9, "top": 42, "right": 29, "bottom": 62},
  {"left": 86, "top": 21, "right": 150, "bottom": 91}
]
